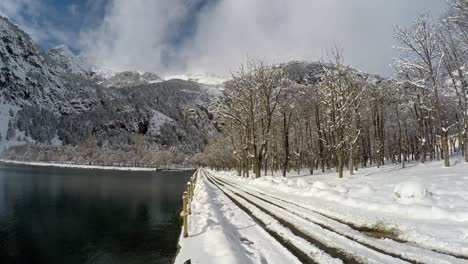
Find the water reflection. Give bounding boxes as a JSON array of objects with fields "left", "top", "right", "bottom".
[{"left": 0, "top": 164, "right": 192, "bottom": 264}]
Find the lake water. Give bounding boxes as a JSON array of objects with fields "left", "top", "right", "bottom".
[{"left": 0, "top": 163, "right": 193, "bottom": 264}]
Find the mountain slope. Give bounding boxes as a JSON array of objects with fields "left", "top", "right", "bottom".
[
  {"left": 46, "top": 45, "right": 91, "bottom": 77},
  {"left": 0, "top": 16, "right": 219, "bottom": 153}
]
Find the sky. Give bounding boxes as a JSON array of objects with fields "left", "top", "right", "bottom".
[{"left": 0, "top": 0, "right": 447, "bottom": 77}]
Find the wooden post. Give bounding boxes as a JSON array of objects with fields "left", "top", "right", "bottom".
[{"left": 182, "top": 191, "right": 188, "bottom": 238}]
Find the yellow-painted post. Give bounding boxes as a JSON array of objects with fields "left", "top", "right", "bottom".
[
  {"left": 187, "top": 182, "right": 192, "bottom": 215},
  {"left": 182, "top": 191, "right": 188, "bottom": 238}
]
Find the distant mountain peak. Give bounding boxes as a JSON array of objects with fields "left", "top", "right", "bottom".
[
  {"left": 90, "top": 68, "right": 163, "bottom": 88},
  {"left": 46, "top": 44, "right": 91, "bottom": 77}
]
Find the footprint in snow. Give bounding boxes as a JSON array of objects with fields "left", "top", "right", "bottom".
[
  {"left": 240, "top": 237, "right": 268, "bottom": 264},
  {"left": 240, "top": 236, "right": 254, "bottom": 246}
]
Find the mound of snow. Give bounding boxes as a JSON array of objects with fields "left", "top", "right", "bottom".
[
  {"left": 296, "top": 179, "right": 310, "bottom": 188},
  {"left": 312, "top": 181, "right": 331, "bottom": 190},
  {"left": 393, "top": 181, "right": 428, "bottom": 201},
  {"left": 273, "top": 178, "right": 286, "bottom": 184},
  {"left": 356, "top": 185, "right": 375, "bottom": 194},
  {"left": 286, "top": 179, "right": 296, "bottom": 186},
  {"left": 277, "top": 182, "right": 289, "bottom": 190},
  {"left": 334, "top": 186, "right": 349, "bottom": 193}
]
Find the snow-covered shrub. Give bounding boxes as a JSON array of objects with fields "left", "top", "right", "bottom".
[{"left": 393, "top": 181, "right": 428, "bottom": 201}]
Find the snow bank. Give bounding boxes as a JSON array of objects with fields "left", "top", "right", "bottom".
[{"left": 0, "top": 159, "right": 192, "bottom": 171}]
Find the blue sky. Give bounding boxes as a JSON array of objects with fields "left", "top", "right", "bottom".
[
  {"left": 0, "top": 0, "right": 448, "bottom": 76},
  {"left": 0, "top": 0, "right": 109, "bottom": 53},
  {"left": 0, "top": 0, "right": 216, "bottom": 53},
  {"left": 38, "top": 0, "right": 109, "bottom": 51}
]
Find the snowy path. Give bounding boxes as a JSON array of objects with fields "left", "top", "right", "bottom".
[
  {"left": 175, "top": 170, "right": 304, "bottom": 264},
  {"left": 206, "top": 171, "right": 466, "bottom": 264}
]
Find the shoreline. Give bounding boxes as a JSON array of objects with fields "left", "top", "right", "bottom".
[{"left": 0, "top": 159, "right": 195, "bottom": 172}]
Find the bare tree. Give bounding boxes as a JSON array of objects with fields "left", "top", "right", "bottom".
[
  {"left": 220, "top": 60, "right": 287, "bottom": 177},
  {"left": 395, "top": 13, "right": 451, "bottom": 167}
]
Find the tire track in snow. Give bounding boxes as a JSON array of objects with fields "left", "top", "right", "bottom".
[
  {"left": 211, "top": 172, "right": 468, "bottom": 262},
  {"left": 208, "top": 171, "right": 467, "bottom": 264},
  {"left": 205, "top": 172, "right": 380, "bottom": 264},
  {"left": 203, "top": 171, "right": 342, "bottom": 264}
]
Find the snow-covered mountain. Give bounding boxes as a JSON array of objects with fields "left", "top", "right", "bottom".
[
  {"left": 0, "top": 16, "right": 220, "bottom": 152},
  {"left": 280, "top": 60, "right": 384, "bottom": 85},
  {"left": 0, "top": 17, "right": 67, "bottom": 109},
  {"left": 91, "top": 69, "right": 163, "bottom": 88},
  {"left": 0, "top": 16, "right": 99, "bottom": 149}
]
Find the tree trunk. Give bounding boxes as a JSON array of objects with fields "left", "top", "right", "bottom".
[
  {"left": 442, "top": 132, "right": 450, "bottom": 167},
  {"left": 282, "top": 111, "right": 292, "bottom": 177},
  {"left": 465, "top": 120, "right": 468, "bottom": 162},
  {"left": 315, "top": 105, "right": 325, "bottom": 172},
  {"left": 337, "top": 150, "right": 344, "bottom": 178},
  {"left": 349, "top": 145, "right": 354, "bottom": 175}
]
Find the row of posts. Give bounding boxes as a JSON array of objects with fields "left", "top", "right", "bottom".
[{"left": 182, "top": 170, "right": 197, "bottom": 238}]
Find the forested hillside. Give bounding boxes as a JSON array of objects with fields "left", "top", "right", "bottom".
[{"left": 0, "top": 16, "right": 220, "bottom": 166}]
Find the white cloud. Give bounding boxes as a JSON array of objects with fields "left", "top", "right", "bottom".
[
  {"left": 80, "top": 0, "right": 204, "bottom": 73},
  {"left": 2, "top": 0, "right": 440, "bottom": 77},
  {"left": 0, "top": 0, "right": 43, "bottom": 40},
  {"left": 81, "top": 0, "right": 448, "bottom": 77}
]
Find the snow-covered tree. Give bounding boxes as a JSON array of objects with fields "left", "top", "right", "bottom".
[{"left": 394, "top": 13, "right": 451, "bottom": 167}]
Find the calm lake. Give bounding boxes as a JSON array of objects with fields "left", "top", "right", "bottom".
[{"left": 0, "top": 163, "right": 193, "bottom": 264}]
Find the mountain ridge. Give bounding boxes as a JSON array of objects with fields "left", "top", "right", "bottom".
[{"left": 0, "top": 16, "right": 220, "bottom": 154}]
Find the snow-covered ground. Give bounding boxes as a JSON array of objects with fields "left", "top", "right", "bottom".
[
  {"left": 175, "top": 170, "right": 303, "bottom": 264},
  {"left": 0, "top": 159, "right": 192, "bottom": 171},
  {"left": 176, "top": 157, "right": 468, "bottom": 263}
]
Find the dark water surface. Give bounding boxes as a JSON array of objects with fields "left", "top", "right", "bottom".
[{"left": 0, "top": 163, "right": 193, "bottom": 264}]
